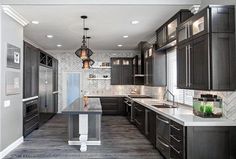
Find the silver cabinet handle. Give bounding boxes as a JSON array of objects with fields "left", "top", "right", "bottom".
[
  {"left": 170, "top": 124, "right": 181, "bottom": 131},
  {"left": 170, "top": 135, "right": 181, "bottom": 143},
  {"left": 188, "top": 45, "right": 191, "bottom": 87},
  {"left": 170, "top": 145, "right": 181, "bottom": 154},
  {"left": 134, "top": 106, "right": 142, "bottom": 112},
  {"left": 158, "top": 137, "right": 170, "bottom": 148},
  {"left": 156, "top": 116, "right": 169, "bottom": 124},
  {"left": 185, "top": 46, "right": 188, "bottom": 87}
]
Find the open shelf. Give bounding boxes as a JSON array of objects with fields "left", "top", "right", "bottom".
[
  {"left": 91, "top": 66, "right": 111, "bottom": 69},
  {"left": 88, "top": 78, "right": 111, "bottom": 80}
]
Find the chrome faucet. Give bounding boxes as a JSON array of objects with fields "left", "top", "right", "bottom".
[{"left": 163, "top": 89, "right": 175, "bottom": 106}]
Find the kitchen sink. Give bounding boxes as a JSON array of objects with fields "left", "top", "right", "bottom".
[{"left": 152, "top": 104, "right": 177, "bottom": 108}]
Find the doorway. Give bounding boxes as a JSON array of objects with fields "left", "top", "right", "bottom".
[{"left": 66, "top": 72, "right": 82, "bottom": 106}]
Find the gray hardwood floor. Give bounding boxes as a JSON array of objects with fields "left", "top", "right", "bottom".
[{"left": 4, "top": 115, "right": 163, "bottom": 159}]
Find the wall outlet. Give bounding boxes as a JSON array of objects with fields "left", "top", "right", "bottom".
[{"left": 4, "top": 100, "right": 11, "bottom": 107}]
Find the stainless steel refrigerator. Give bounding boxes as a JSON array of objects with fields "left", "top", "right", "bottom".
[{"left": 39, "top": 66, "right": 54, "bottom": 124}]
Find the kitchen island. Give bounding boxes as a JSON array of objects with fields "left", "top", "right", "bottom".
[{"left": 62, "top": 98, "right": 102, "bottom": 152}]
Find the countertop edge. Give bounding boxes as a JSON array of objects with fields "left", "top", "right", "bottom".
[{"left": 132, "top": 99, "right": 236, "bottom": 127}]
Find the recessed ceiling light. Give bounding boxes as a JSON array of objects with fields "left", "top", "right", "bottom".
[
  {"left": 46, "top": 35, "right": 53, "bottom": 38},
  {"left": 131, "top": 20, "right": 139, "bottom": 24},
  {"left": 123, "top": 35, "right": 129, "bottom": 38},
  {"left": 31, "top": 21, "right": 39, "bottom": 24},
  {"left": 57, "top": 44, "right": 62, "bottom": 47},
  {"left": 117, "top": 44, "right": 123, "bottom": 47}
]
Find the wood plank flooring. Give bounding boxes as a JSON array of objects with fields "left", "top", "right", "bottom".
[{"left": 4, "top": 115, "right": 163, "bottom": 159}]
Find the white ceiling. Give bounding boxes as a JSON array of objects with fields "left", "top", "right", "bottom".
[{"left": 12, "top": 4, "right": 194, "bottom": 50}]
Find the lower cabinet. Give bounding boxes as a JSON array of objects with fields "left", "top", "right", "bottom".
[
  {"left": 89, "top": 97, "right": 125, "bottom": 115},
  {"left": 132, "top": 102, "right": 236, "bottom": 159},
  {"left": 23, "top": 99, "right": 39, "bottom": 137},
  {"left": 146, "top": 109, "right": 157, "bottom": 147},
  {"left": 133, "top": 102, "right": 145, "bottom": 134}
]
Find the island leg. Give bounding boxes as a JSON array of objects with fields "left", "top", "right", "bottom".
[{"left": 79, "top": 114, "right": 88, "bottom": 152}]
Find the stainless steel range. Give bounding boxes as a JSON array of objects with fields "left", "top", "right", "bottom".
[{"left": 124, "top": 95, "right": 152, "bottom": 122}]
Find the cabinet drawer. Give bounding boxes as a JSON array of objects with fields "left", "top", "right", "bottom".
[
  {"left": 156, "top": 136, "right": 170, "bottom": 159},
  {"left": 170, "top": 145, "right": 183, "bottom": 159},
  {"left": 170, "top": 121, "right": 184, "bottom": 140},
  {"left": 156, "top": 114, "right": 170, "bottom": 142}
]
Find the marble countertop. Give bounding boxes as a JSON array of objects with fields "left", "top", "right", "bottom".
[
  {"left": 87, "top": 94, "right": 127, "bottom": 97},
  {"left": 62, "top": 98, "right": 102, "bottom": 114},
  {"left": 133, "top": 98, "right": 236, "bottom": 126}
]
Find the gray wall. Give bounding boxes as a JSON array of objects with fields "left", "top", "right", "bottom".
[{"left": 0, "top": 10, "right": 24, "bottom": 151}]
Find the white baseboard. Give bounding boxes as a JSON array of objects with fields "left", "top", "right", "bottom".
[
  {"left": 0, "top": 136, "right": 23, "bottom": 159},
  {"left": 68, "top": 140, "right": 101, "bottom": 145}
]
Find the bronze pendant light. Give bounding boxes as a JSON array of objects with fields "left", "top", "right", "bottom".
[
  {"left": 75, "top": 16, "right": 93, "bottom": 59},
  {"left": 74, "top": 15, "right": 95, "bottom": 69},
  {"left": 82, "top": 36, "right": 94, "bottom": 69}
]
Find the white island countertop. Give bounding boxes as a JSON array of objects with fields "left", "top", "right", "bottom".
[{"left": 133, "top": 98, "right": 236, "bottom": 127}]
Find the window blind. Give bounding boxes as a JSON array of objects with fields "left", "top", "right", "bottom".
[{"left": 166, "top": 48, "right": 194, "bottom": 106}]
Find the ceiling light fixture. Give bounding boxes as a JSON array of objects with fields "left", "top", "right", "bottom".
[
  {"left": 74, "top": 15, "right": 94, "bottom": 69},
  {"left": 117, "top": 44, "right": 123, "bottom": 47},
  {"left": 57, "top": 44, "right": 62, "bottom": 47},
  {"left": 31, "top": 21, "right": 39, "bottom": 24},
  {"left": 46, "top": 35, "right": 54, "bottom": 38},
  {"left": 131, "top": 20, "right": 139, "bottom": 24},
  {"left": 123, "top": 35, "right": 129, "bottom": 38}
]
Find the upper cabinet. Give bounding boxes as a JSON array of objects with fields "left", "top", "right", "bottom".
[
  {"left": 156, "top": 10, "right": 193, "bottom": 50},
  {"left": 23, "top": 42, "right": 39, "bottom": 98},
  {"left": 177, "top": 5, "right": 236, "bottom": 91},
  {"left": 177, "top": 5, "right": 235, "bottom": 45},
  {"left": 39, "top": 50, "right": 53, "bottom": 67},
  {"left": 111, "top": 58, "right": 133, "bottom": 85},
  {"left": 144, "top": 44, "right": 166, "bottom": 87}
]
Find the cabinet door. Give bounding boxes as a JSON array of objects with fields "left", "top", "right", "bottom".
[
  {"left": 211, "top": 33, "right": 235, "bottom": 90},
  {"left": 190, "top": 9, "right": 208, "bottom": 39},
  {"left": 53, "top": 58, "right": 58, "bottom": 91},
  {"left": 167, "top": 18, "right": 178, "bottom": 42},
  {"left": 157, "top": 26, "right": 167, "bottom": 48},
  {"left": 23, "top": 43, "right": 32, "bottom": 98},
  {"left": 177, "top": 22, "right": 189, "bottom": 44},
  {"left": 192, "top": 35, "right": 209, "bottom": 90},
  {"left": 177, "top": 43, "right": 188, "bottom": 88},
  {"left": 122, "top": 59, "right": 133, "bottom": 85},
  {"left": 111, "top": 59, "right": 122, "bottom": 85},
  {"left": 147, "top": 109, "right": 156, "bottom": 147},
  {"left": 31, "top": 47, "right": 39, "bottom": 97},
  {"left": 152, "top": 50, "right": 167, "bottom": 86}
]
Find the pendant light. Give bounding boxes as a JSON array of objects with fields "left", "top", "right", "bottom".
[
  {"left": 75, "top": 16, "right": 93, "bottom": 60},
  {"left": 81, "top": 36, "right": 95, "bottom": 69}
]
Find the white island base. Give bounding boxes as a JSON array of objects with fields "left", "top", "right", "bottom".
[{"left": 68, "top": 114, "right": 101, "bottom": 152}]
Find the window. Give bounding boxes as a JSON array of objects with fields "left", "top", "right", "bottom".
[{"left": 166, "top": 48, "right": 194, "bottom": 106}]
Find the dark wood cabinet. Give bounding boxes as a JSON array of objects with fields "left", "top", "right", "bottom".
[
  {"left": 144, "top": 46, "right": 167, "bottom": 86},
  {"left": 177, "top": 5, "right": 235, "bottom": 45},
  {"left": 133, "top": 102, "right": 145, "bottom": 134},
  {"left": 146, "top": 109, "right": 156, "bottom": 147},
  {"left": 177, "top": 5, "right": 235, "bottom": 91},
  {"left": 111, "top": 58, "right": 133, "bottom": 85},
  {"left": 52, "top": 58, "right": 58, "bottom": 91},
  {"left": 89, "top": 97, "right": 124, "bottom": 115},
  {"left": 23, "top": 42, "right": 39, "bottom": 98},
  {"left": 156, "top": 10, "right": 193, "bottom": 50},
  {"left": 177, "top": 33, "right": 235, "bottom": 90},
  {"left": 39, "top": 50, "right": 54, "bottom": 68}
]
